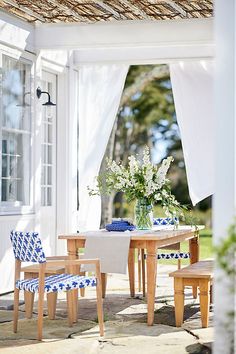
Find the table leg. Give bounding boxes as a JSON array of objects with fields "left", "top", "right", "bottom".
[
  {"left": 128, "top": 248, "right": 135, "bottom": 297},
  {"left": 141, "top": 249, "right": 146, "bottom": 298},
  {"left": 146, "top": 241, "right": 157, "bottom": 326},
  {"left": 138, "top": 249, "right": 141, "bottom": 292},
  {"left": 189, "top": 235, "right": 199, "bottom": 299},
  {"left": 67, "top": 240, "right": 78, "bottom": 323}
]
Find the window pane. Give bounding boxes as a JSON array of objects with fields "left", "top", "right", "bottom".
[
  {"left": 47, "top": 187, "right": 52, "bottom": 205},
  {"left": 10, "top": 156, "right": 16, "bottom": 177},
  {"left": 1, "top": 180, "right": 7, "bottom": 201},
  {"left": 2, "top": 56, "right": 31, "bottom": 132},
  {"left": 48, "top": 124, "right": 52, "bottom": 144},
  {"left": 2, "top": 140, "right": 7, "bottom": 154},
  {"left": 41, "top": 187, "right": 46, "bottom": 206},
  {"left": 9, "top": 180, "right": 17, "bottom": 201},
  {"left": 47, "top": 166, "right": 52, "bottom": 185},
  {"left": 1, "top": 55, "right": 32, "bottom": 205},
  {"left": 2, "top": 156, "right": 8, "bottom": 177}
]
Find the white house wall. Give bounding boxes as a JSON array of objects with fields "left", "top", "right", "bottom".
[
  {"left": 0, "top": 11, "right": 34, "bottom": 52},
  {"left": 0, "top": 12, "right": 78, "bottom": 293}
]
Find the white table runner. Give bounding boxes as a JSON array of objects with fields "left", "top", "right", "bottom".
[{"left": 83, "top": 231, "right": 131, "bottom": 274}]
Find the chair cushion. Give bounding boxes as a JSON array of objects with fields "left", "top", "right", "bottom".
[
  {"left": 157, "top": 252, "right": 191, "bottom": 260},
  {"left": 153, "top": 217, "right": 179, "bottom": 226},
  {"left": 16, "top": 274, "right": 97, "bottom": 293},
  {"left": 144, "top": 252, "right": 191, "bottom": 260},
  {"left": 10, "top": 231, "right": 46, "bottom": 263}
]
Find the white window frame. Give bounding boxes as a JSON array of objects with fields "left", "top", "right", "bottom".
[{"left": 0, "top": 45, "right": 35, "bottom": 215}]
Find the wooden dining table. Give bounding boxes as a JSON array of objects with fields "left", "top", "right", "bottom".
[{"left": 58, "top": 226, "right": 203, "bottom": 326}]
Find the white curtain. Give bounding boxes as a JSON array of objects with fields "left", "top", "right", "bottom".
[
  {"left": 78, "top": 64, "right": 129, "bottom": 231},
  {"left": 170, "top": 61, "right": 214, "bottom": 206}
]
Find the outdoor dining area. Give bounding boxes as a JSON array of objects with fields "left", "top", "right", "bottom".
[{"left": 0, "top": 223, "right": 214, "bottom": 354}]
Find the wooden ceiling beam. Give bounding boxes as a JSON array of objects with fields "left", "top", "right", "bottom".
[
  {"left": 2, "top": 0, "right": 46, "bottom": 22},
  {"left": 164, "top": 0, "right": 187, "bottom": 17},
  {"left": 45, "top": 0, "right": 86, "bottom": 22},
  {"left": 95, "top": 1, "right": 126, "bottom": 20},
  {"left": 151, "top": 0, "right": 187, "bottom": 17},
  {"left": 118, "top": 0, "right": 154, "bottom": 20}
]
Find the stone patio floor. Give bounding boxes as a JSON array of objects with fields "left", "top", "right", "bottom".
[{"left": 0, "top": 264, "right": 213, "bottom": 354}]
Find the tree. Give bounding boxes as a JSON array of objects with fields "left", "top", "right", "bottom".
[{"left": 100, "top": 64, "right": 177, "bottom": 225}]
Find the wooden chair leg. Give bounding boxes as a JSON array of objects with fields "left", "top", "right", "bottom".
[
  {"left": 138, "top": 249, "right": 141, "bottom": 292},
  {"left": 47, "top": 292, "right": 57, "bottom": 320},
  {"left": 141, "top": 249, "right": 146, "bottom": 297},
  {"left": 72, "top": 289, "right": 78, "bottom": 323},
  {"left": 174, "top": 278, "right": 184, "bottom": 327},
  {"left": 24, "top": 272, "right": 35, "bottom": 319},
  {"left": 177, "top": 259, "right": 181, "bottom": 270},
  {"left": 101, "top": 273, "right": 107, "bottom": 299},
  {"left": 37, "top": 291, "right": 44, "bottom": 341},
  {"left": 96, "top": 275, "right": 104, "bottom": 337},
  {"left": 24, "top": 291, "right": 35, "bottom": 319},
  {"left": 66, "top": 291, "right": 74, "bottom": 327},
  {"left": 13, "top": 288, "right": 20, "bottom": 333},
  {"left": 199, "top": 279, "right": 210, "bottom": 328}
]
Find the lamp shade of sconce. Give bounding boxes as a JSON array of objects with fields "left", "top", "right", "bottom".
[{"left": 36, "top": 87, "right": 56, "bottom": 106}]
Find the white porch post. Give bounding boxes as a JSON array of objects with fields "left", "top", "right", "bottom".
[{"left": 214, "top": 0, "right": 236, "bottom": 353}]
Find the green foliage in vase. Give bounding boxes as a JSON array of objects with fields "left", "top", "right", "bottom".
[{"left": 89, "top": 146, "right": 188, "bottom": 220}]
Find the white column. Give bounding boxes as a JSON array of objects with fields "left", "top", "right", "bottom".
[{"left": 214, "top": 1, "right": 236, "bottom": 353}]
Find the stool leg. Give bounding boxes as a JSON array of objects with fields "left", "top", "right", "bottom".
[
  {"left": 174, "top": 278, "right": 184, "bottom": 327},
  {"left": 141, "top": 249, "right": 146, "bottom": 298},
  {"left": 199, "top": 279, "right": 210, "bottom": 328}
]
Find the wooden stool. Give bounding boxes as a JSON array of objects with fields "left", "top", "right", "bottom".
[{"left": 169, "top": 260, "right": 213, "bottom": 328}]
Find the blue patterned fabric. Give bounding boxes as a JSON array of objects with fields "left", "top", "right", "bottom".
[
  {"left": 144, "top": 252, "right": 190, "bottom": 260},
  {"left": 153, "top": 217, "right": 179, "bottom": 226},
  {"left": 106, "top": 220, "right": 136, "bottom": 232},
  {"left": 16, "top": 273, "right": 97, "bottom": 293},
  {"left": 10, "top": 231, "right": 46, "bottom": 263}
]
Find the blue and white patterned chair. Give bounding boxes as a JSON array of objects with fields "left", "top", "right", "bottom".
[{"left": 10, "top": 230, "right": 104, "bottom": 341}]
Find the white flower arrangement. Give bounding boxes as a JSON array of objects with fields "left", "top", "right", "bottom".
[{"left": 88, "top": 146, "right": 185, "bottom": 219}]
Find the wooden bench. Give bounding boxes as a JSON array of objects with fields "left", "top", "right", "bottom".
[{"left": 169, "top": 260, "right": 213, "bottom": 328}]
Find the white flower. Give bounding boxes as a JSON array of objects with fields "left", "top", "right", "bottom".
[
  {"left": 128, "top": 155, "right": 139, "bottom": 176},
  {"left": 155, "top": 156, "right": 173, "bottom": 187},
  {"left": 143, "top": 146, "right": 151, "bottom": 166}
]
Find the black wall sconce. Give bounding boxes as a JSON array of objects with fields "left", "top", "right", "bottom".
[{"left": 36, "top": 87, "right": 56, "bottom": 106}]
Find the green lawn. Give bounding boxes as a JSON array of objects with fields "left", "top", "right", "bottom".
[{"left": 157, "top": 228, "right": 213, "bottom": 265}]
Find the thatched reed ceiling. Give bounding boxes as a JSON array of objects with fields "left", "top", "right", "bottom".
[{"left": 0, "top": 0, "right": 213, "bottom": 24}]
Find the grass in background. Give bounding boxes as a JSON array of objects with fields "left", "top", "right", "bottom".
[{"left": 158, "top": 228, "right": 213, "bottom": 265}]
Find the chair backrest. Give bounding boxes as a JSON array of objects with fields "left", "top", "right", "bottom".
[{"left": 10, "top": 231, "right": 46, "bottom": 263}]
